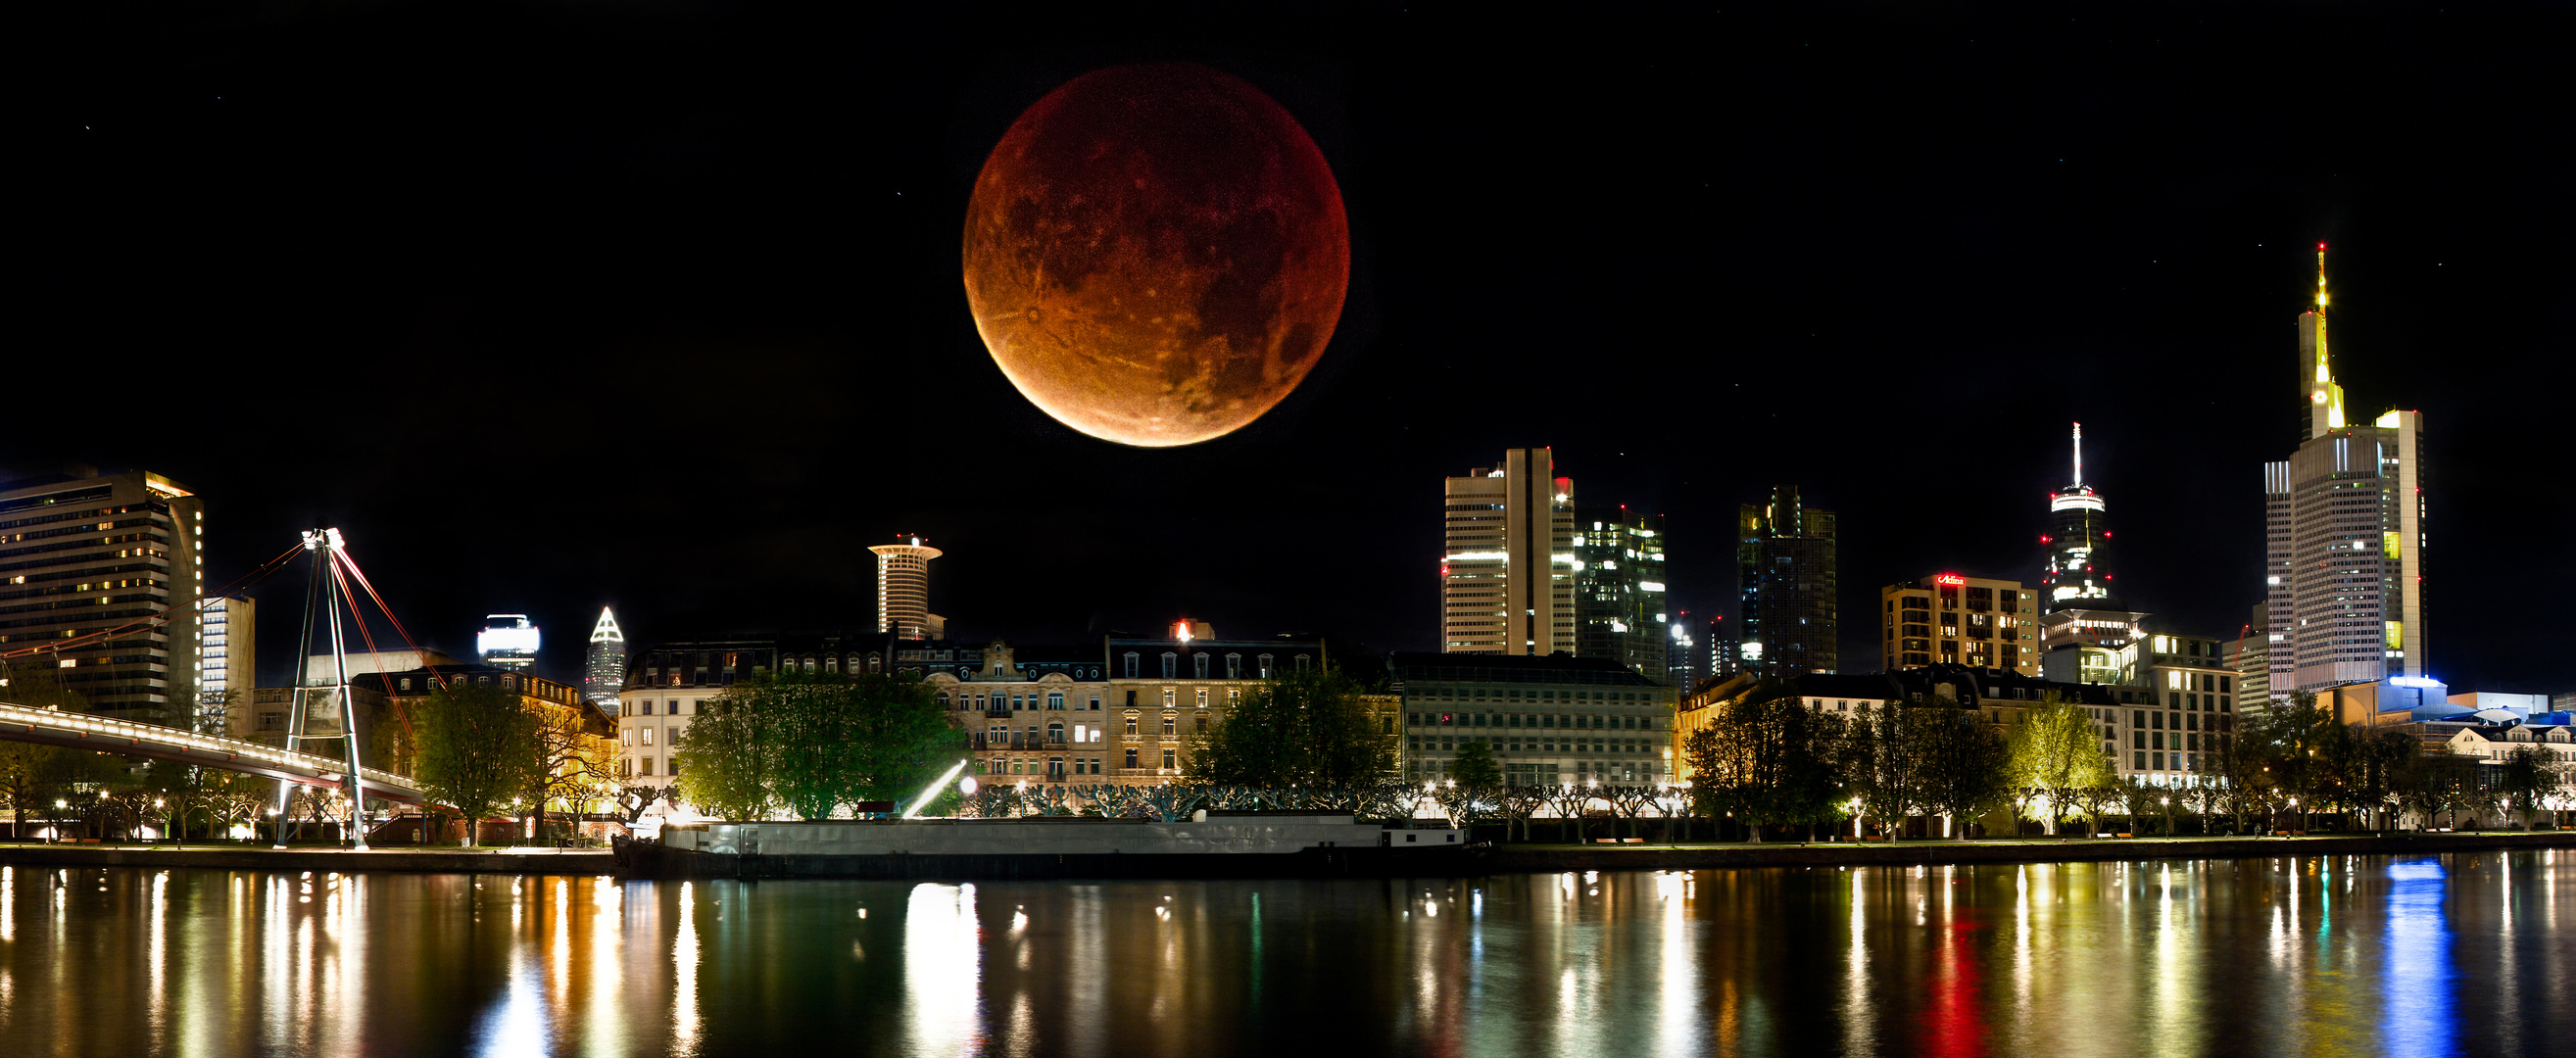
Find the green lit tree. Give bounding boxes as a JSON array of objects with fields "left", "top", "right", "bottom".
[
  {"left": 1184, "top": 666, "right": 1392, "bottom": 787},
  {"left": 1449, "top": 739, "right": 1504, "bottom": 790},
  {"left": 2007, "top": 694, "right": 2111, "bottom": 836},
  {"left": 673, "top": 672, "right": 955, "bottom": 821}
]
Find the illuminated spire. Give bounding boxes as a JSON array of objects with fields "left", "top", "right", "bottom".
[
  {"left": 589, "top": 605, "right": 624, "bottom": 645},
  {"left": 2303, "top": 242, "right": 2346, "bottom": 438},
  {"left": 2070, "top": 422, "right": 2083, "bottom": 487}
]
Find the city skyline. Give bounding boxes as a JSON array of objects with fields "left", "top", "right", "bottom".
[{"left": 14, "top": 4, "right": 2567, "bottom": 697}]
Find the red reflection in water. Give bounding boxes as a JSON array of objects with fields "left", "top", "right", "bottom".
[{"left": 1920, "top": 912, "right": 1987, "bottom": 1058}]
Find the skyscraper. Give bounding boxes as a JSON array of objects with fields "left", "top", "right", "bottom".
[
  {"left": 1738, "top": 486, "right": 1837, "bottom": 676},
  {"left": 0, "top": 467, "right": 207, "bottom": 722},
  {"left": 2262, "top": 247, "right": 2427, "bottom": 693},
  {"left": 584, "top": 605, "right": 626, "bottom": 707},
  {"left": 477, "top": 614, "right": 539, "bottom": 671},
  {"left": 2042, "top": 423, "right": 2122, "bottom": 612},
  {"left": 1574, "top": 505, "right": 1669, "bottom": 679},
  {"left": 868, "top": 536, "right": 945, "bottom": 640},
  {"left": 1442, "top": 449, "right": 1575, "bottom": 655}
]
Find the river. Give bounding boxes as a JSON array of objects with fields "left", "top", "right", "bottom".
[{"left": 1, "top": 851, "right": 2567, "bottom": 1056}]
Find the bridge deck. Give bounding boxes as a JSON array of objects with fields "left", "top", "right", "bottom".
[{"left": 0, "top": 701, "right": 423, "bottom": 803}]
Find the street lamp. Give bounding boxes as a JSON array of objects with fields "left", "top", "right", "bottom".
[
  {"left": 2288, "top": 797, "right": 2300, "bottom": 836},
  {"left": 2160, "top": 795, "right": 2171, "bottom": 838}
]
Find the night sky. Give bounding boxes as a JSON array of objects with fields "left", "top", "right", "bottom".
[{"left": 20, "top": 3, "right": 2571, "bottom": 696}]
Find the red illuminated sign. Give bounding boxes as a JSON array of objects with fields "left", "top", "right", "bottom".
[{"left": 1934, "top": 574, "right": 1967, "bottom": 586}]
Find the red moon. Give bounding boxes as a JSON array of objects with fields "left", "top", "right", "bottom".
[{"left": 963, "top": 64, "right": 1350, "bottom": 447}]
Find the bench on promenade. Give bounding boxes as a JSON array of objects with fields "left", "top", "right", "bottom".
[
  {"left": 1860, "top": 835, "right": 1889, "bottom": 842},
  {"left": 2114, "top": 833, "right": 2134, "bottom": 840},
  {"left": 1589, "top": 838, "right": 1644, "bottom": 844}
]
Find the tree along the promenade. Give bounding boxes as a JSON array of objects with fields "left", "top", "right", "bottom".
[
  {"left": 1915, "top": 705, "right": 2011, "bottom": 839},
  {"left": 1844, "top": 701, "right": 1929, "bottom": 841},
  {"left": 527, "top": 706, "right": 608, "bottom": 841},
  {"left": 612, "top": 785, "right": 665, "bottom": 826},
  {"left": 2493, "top": 745, "right": 2556, "bottom": 829},
  {"left": 413, "top": 680, "right": 542, "bottom": 846},
  {"left": 1494, "top": 783, "right": 1547, "bottom": 842},
  {"left": 1184, "top": 666, "right": 1391, "bottom": 788},
  {"left": 2007, "top": 695, "right": 2109, "bottom": 835},
  {"left": 1683, "top": 682, "right": 1845, "bottom": 842},
  {"left": 672, "top": 671, "right": 952, "bottom": 821},
  {"left": 1449, "top": 739, "right": 1504, "bottom": 790}
]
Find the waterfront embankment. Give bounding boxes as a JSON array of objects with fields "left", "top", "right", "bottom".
[
  {"left": 9, "top": 831, "right": 2570, "bottom": 879},
  {"left": 1471, "top": 830, "right": 2576, "bottom": 872},
  {"left": 0, "top": 843, "right": 614, "bottom": 875}
]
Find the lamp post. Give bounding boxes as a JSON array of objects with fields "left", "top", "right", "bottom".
[
  {"left": 2288, "top": 797, "right": 2300, "bottom": 836},
  {"left": 2160, "top": 795, "right": 2171, "bottom": 838},
  {"left": 52, "top": 798, "right": 66, "bottom": 843}
]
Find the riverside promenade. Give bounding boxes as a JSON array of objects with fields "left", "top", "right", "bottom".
[
  {"left": 1471, "top": 830, "right": 2576, "bottom": 872},
  {"left": 0, "top": 842, "right": 614, "bottom": 875},
  {"left": 7, "top": 830, "right": 2570, "bottom": 879}
]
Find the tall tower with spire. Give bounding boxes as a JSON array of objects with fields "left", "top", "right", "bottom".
[
  {"left": 2042, "top": 422, "right": 2121, "bottom": 612},
  {"left": 2260, "top": 245, "right": 2428, "bottom": 698},
  {"left": 583, "top": 606, "right": 626, "bottom": 707}
]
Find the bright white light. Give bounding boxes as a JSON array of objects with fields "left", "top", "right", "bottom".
[
  {"left": 1639, "top": 582, "right": 1666, "bottom": 593},
  {"left": 958, "top": 776, "right": 979, "bottom": 796}
]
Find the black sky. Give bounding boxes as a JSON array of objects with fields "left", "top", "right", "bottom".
[{"left": 19, "top": 2, "right": 2572, "bottom": 695}]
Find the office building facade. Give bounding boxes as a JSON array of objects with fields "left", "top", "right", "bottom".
[
  {"left": 1881, "top": 574, "right": 2037, "bottom": 675},
  {"left": 194, "top": 594, "right": 255, "bottom": 733},
  {"left": 1573, "top": 506, "right": 1668, "bottom": 680},
  {"left": 868, "top": 537, "right": 945, "bottom": 640},
  {"left": 1737, "top": 486, "right": 1836, "bottom": 675},
  {"left": 1442, "top": 449, "right": 1575, "bottom": 655},
  {"left": 0, "top": 467, "right": 207, "bottom": 722},
  {"left": 1392, "top": 652, "right": 1677, "bottom": 787},
  {"left": 477, "top": 614, "right": 539, "bottom": 671},
  {"left": 2261, "top": 248, "right": 2428, "bottom": 693}
]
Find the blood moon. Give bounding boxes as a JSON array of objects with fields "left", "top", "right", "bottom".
[{"left": 962, "top": 64, "right": 1349, "bottom": 447}]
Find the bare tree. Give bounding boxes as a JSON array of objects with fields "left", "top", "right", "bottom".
[
  {"left": 1543, "top": 785, "right": 1595, "bottom": 842},
  {"left": 612, "top": 785, "right": 665, "bottom": 827},
  {"left": 1603, "top": 786, "right": 1658, "bottom": 841}
]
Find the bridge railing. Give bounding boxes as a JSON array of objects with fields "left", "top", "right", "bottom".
[{"left": 0, "top": 700, "right": 417, "bottom": 795}]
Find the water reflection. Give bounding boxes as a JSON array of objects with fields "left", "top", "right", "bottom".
[
  {"left": 2380, "top": 859, "right": 2457, "bottom": 1058},
  {"left": 0, "top": 854, "right": 2569, "bottom": 1055}
]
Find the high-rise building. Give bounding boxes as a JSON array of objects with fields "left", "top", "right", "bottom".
[
  {"left": 1442, "top": 449, "right": 1574, "bottom": 655},
  {"left": 868, "top": 536, "right": 945, "bottom": 640},
  {"left": 1667, "top": 616, "right": 1696, "bottom": 691},
  {"left": 2223, "top": 602, "right": 2276, "bottom": 712},
  {"left": 583, "top": 606, "right": 626, "bottom": 707},
  {"left": 1880, "top": 574, "right": 2037, "bottom": 675},
  {"left": 194, "top": 594, "right": 255, "bottom": 734},
  {"left": 0, "top": 467, "right": 207, "bottom": 722},
  {"left": 2042, "top": 423, "right": 2123, "bottom": 612},
  {"left": 477, "top": 614, "right": 539, "bottom": 671},
  {"left": 1706, "top": 614, "right": 1742, "bottom": 684},
  {"left": 1737, "top": 486, "right": 1836, "bottom": 675},
  {"left": 2262, "top": 247, "right": 2428, "bottom": 693},
  {"left": 1573, "top": 506, "right": 1669, "bottom": 680}
]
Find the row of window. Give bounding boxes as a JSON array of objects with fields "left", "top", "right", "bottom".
[
  {"left": 1411, "top": 711, "right": 1656, "bottom": 731},
  {"left": 1118, "top": 651, "right": 1307, "bottom": 679},
  {"left": 1413, "top": 686, "right": 1655, "bottom": 703},
  {"left": 1412, "top": 736, "right": 1655, "bottom": 755}
]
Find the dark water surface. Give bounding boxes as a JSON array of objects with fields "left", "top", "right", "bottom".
[{"left": 1, "top": 852, "right": 2568, "bottom": 1057}]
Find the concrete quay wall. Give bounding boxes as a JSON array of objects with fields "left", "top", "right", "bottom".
[{"left": 0, "top": 843, "right": 615, "bottom": 876}]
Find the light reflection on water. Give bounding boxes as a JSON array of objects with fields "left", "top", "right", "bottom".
[{"left": 0, "top": 852, "right": 2568, "bottom": 1056}]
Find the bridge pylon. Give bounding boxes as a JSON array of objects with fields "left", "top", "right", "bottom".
[{"left": 276, "top": 528, "right": 375, "bottom": 850}]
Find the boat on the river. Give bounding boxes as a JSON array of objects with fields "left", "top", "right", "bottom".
[{"left": 610, "top": 812, "right": 1472, "bottom": 880}]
